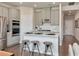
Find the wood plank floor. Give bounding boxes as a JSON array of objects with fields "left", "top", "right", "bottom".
[
  {"left": 3, "top": 35, "right": 79, "bottom": 56},
  {"left": 59, "top": 35, "right": 79, "bottom": 56}
]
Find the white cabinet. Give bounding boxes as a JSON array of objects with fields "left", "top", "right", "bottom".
[
  {"left": 0, "top": 7, "right": 3, "bottom": 16},
  {"left": 34, "top": 8, "right": 50, "bottom": 26},
  {"left": 7, "top": 32, "right": 20, "bottom": 47},
  {"left": 51, "top": 9, "right": 59, "bottom": 25},
  {"left": 0, "top": 6, "right": 20, "bottom": 47},
  {"left": 43, "top": 8, "right": 50, "bottom": 19},
  {"left": 34, "top": 10, "right": 43, "bottom": 26},
  {"left": 0, "top": 40, "right": 2, "bottom": 50},
  {"left": 9, "top": 8, "right": 20, "bottom": 20},
  {"left": 7, "top": 8, "right": 20, "bottom": 47},
  {"left": 34, "top": 7, "right": 59, "bottom": 26},
  {"left": 2, "top": 7, "right": 9, "bottom": 17},
  {"left": 42, "top": 8, "right": 50, "bottom": 19},
  {"left": 0, "top": 7, "right": 9, "bottom": 17}
]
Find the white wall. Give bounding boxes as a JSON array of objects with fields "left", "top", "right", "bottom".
[
  {"left": 20, "top": 7, "right": 34, "bottom": 43},
  {"left": 74, "top": 11, "right": 79, "bottom": 41},
  {"left": 62, "top": 5, "right": 79, "bottom": 11},
  {"left": 64, "top": 15, "right": 75, "bottom": 36}
]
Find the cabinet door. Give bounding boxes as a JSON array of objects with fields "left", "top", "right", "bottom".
[
  {"left": 12, "top": 9, "right": 16, "bottom": 19},
  {"left": 34, "top": 12, "right": 43, "bottom": 26},
  {"left": 2, "top": 7, "right": 9, "bottom": 17},
  {"left": 0, "top": 40, "right": 2, "bottom": 50},
  {"left": 51, "top": 9, "right": 59, "bottom": 25},
  {"left": 16, "top": 10, "right": 20, "bottom": 19},
  {"left": 42, "top": 8, "right": 50, "bottom": 19},
  {"left": 9, "top": 8, "right": 20, "bottom": 20},
  {"left": 34, "top": 9, "right": 43, "bottom": 26},
  {"left": 0, "top": 7, "right": 2, "bottom": 16}
]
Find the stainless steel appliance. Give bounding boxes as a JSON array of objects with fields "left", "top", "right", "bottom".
[
  {"left": 12, "top": 20, "right": 20, "bottom": 36},
  {"left": 0, "top": 16, "right": 7, "bottom": 49}
]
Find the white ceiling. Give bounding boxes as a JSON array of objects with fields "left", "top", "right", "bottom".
[{"left": 2, "top": 2, "right": 79, "bottom": 8}]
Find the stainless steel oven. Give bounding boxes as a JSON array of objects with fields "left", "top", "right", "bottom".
[{"left": 12, "top": 20, "right": 20, "bottom": 36}]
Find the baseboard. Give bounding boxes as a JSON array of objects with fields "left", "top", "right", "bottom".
[{"left": 7, "top": 42, "right": 20, "bottom": 48}]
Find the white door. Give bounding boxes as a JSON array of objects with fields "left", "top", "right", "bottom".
[{"left": 64, "top": 19, "right": 74, "bottom": 35}]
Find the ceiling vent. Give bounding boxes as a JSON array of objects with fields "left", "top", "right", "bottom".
[{"left": 68, "top": 2, "right": 75, "bottom": 5}]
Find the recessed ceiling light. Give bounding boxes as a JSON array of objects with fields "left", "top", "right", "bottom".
[{"left": 34, "top": 4, "right": 37, "bottom": 7}]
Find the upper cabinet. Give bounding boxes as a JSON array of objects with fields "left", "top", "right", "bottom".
[
  {"left": 0, "top": 7, "right": 9, "bottom": 17},
  {"left": 2, "top": 7, "right": 9, "bottom": 17},
  {"left": 9, "top": 8, "right": 20, "bottom": 20},
  {"left": 34, "top": 9, "right": 43, "bottom": 26},
  {"left": 51, "top": 8, "right": 59, "bottom": 25},
  {"left": 34, "top": 7, "right": 59, "bottom": 26},
  {"left": 42, "top": 8, "right": 50, "bottom": 19},
  {"left": 0, "top": 7, "right": 3, "bottom": 16}
]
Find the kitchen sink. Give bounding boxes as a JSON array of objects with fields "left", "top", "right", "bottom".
[{"left": 46, "top": 33, "right": 55, "bottom": 35}]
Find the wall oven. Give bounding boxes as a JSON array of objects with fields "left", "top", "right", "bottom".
[{"left": 12, "top": 20, "right": 20, "bottom": 36}]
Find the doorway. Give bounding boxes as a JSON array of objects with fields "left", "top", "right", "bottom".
[{"left": 64, "top": 15, "right": 74, "bottom": 36}]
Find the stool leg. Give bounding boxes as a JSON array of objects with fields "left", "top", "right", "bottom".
[
  {"left": 23, "top": 45, "right": 27, "bottom": 56},
  {"left": 45, "top": 46, "right": 47, "bottom": 56},
  {"left": 26, "top": 43, "right": 30, "bottom": 56},
  {"left": 21, "top": 44, "right": 24, "bottom": 56},
  {"left": 32, "top": 45, "right": 35, "bottom": 56},
  {"left": 37, "top": 44, "right": 40, "bottom": 56},
  {"left": 50, "top": 46, "right": 53, "bottom": 56}
]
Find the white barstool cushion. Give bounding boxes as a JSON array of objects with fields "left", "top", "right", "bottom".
[
  {"left": 68, "top": 44, "right": 74, "bottom": 56},
  {"left": 73, "top": 43, "right": 79, "bottom": 56}
]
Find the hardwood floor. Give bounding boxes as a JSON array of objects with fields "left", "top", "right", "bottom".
[
  {"left": 59, "top": 35, "right": 79, "bottom": 56},
  {"left": 3, "top": 35, "right": 79, "bottom": 56},
  {"left": 4, "top": 44, "right": 30, "bottom": 56},
  {"left": 4, "top": 44, "right": 44, "bottom": 56}
]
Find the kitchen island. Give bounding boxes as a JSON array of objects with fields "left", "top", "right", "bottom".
[{"left": 23, "top": 33, "right": 59, "bottom": 56}]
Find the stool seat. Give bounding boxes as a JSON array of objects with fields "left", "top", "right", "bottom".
[
  {"left": 43, "top": 41, "right": 53, "bottom": 56},
  {"left": 22, "top": 40, "right": 30, "bottom": 45},
  {"left": 31, "top": 41, "right": 40, "bottom": 56},
  {"left": 21, "top": 40, "right": 30, "bottom": 56},
  {"left": 31, "top": 41, "right": 39, "bottom": 44},
  {"left": 44, "top": 41, "right": 52, "bottom": 45}
]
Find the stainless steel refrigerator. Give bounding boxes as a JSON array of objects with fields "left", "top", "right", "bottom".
[{"left": 0, "top": 16, "right": 8, "bottom": 50}]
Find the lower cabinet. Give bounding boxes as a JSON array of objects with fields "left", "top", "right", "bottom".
[
  {"left": 0, "top": 40, "right": 2, "bottom": 50},
  {"left": 7, "top": 33, "right": 20, "bottom": 47}
]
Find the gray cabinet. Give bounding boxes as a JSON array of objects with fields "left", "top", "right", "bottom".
[
  {"left": 51, "top": 9, "right": 59, "bottom": 25},
  {"left": 34, "top": 9, "right": 43, "bottom": 26},
  {"left": 34, "top": 7, "right": 59, "bottom": 26},
  {"left": 7, "top": 8, "right": 20, "bottom": 47},
  {"left": 0, "top": 40, "right": 2, "bottom": 50},
  {"left": 7, "top": 32, "right": 20, "bottom": 47},
  {"left": 0, "top": 7, "right": 3, "bottom": 16},
  {"left": 9, "top": 8, "right": 20, "bottom": 20}
]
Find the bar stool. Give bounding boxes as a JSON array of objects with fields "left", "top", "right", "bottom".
[
  {"left": 43, "top": 41, "right": 53, "bottom": 56},
  {"left": 21, "top": 40, "right": 30, "bottom": 56},
  {"left": 31, "top": 41, "right": 40, "bottom": 56}
]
